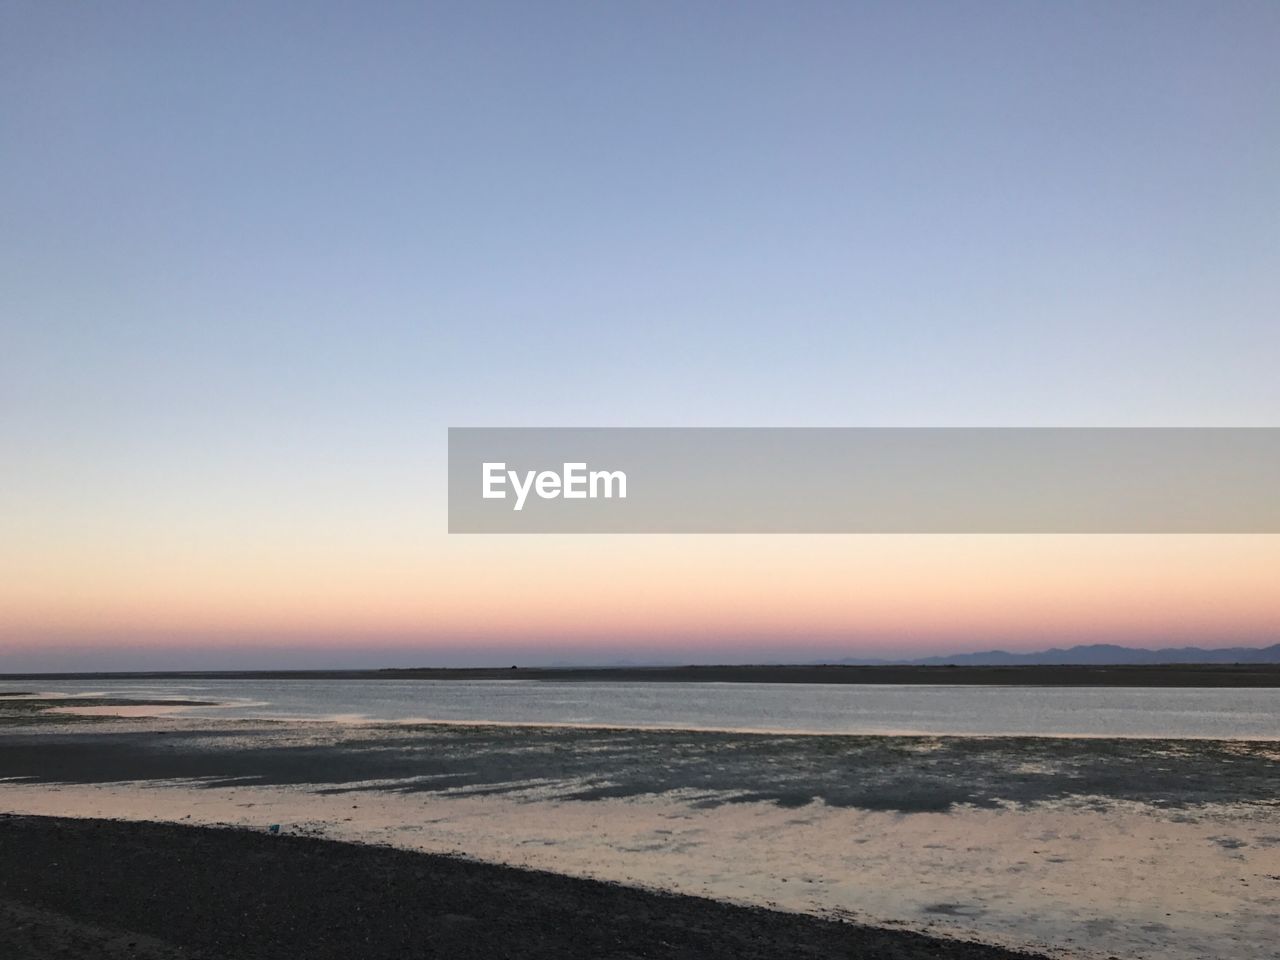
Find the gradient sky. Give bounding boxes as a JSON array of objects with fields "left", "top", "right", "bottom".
[{"left": 3, "top": 2, "right": 1278, "bottom": 669}]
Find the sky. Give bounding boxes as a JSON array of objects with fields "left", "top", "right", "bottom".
[{"left": 2, "top": 1, "right": 1278, "bottom": 670}]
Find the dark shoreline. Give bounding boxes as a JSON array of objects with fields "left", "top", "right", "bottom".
[
  {"left": 0, "top": 815, "right": 1047, "bottom": 960},
  {"left": 5, "top": 662, "right": 1280, "bottom": 686}
]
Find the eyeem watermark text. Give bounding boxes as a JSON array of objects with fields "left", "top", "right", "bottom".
[
  {"left": 451, "top": 428, "right": 1280, "bottom": 532},
  {"left": 482, "top": 462, "right": 628, "bottom": 511}
]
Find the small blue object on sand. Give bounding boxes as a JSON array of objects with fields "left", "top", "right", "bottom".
[{"left": 268, "top": 824, "right": 280, "bottom": 834}]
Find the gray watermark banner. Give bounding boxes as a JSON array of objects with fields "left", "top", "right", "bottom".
[{"left": 448, "top": 428, "right": 1280, "bottom": 533}]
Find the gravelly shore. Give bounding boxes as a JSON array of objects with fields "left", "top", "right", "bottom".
[{"left": 0, "top": 815, "right": 1050, "bottom": 960}]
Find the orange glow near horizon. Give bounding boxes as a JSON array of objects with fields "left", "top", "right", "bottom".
[{"left": 3, "top": 534, "right": 1278, "bottom": 660}]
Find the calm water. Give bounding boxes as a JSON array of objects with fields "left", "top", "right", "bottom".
[{"left": 26, "top": 678, "right": 1280, "bottom": 738}]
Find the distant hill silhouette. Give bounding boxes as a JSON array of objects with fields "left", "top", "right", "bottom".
[{"left": 836, "top": 642, "right": 1280, "bottom": 666}]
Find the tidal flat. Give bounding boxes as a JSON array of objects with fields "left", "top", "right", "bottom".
[{"left": 0, "top": 697, "right": 1277, "bottom": 959}]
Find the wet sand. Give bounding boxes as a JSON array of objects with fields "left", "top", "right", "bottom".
[
  {"left": 0, "top": 697, "right": 214, "bottom": 727},
  {"left": 2, "top": 699, "right": 1277, "bottom": 958}
]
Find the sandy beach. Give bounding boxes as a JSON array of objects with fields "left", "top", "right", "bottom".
[{"left": 2, "top": 695, "right": 1277, "bottom": 959}]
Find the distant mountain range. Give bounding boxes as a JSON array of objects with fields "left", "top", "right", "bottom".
[{"left": 834, "top": 642, "right": 1280, "bottom": 666}]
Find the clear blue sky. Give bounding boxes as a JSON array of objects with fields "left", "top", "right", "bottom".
[
  {"left": 2, "top": 2, "right": 1278, "bottom": 668},
  {"left": 6, "top": 2, "right": 1278, "bottom": 439}
]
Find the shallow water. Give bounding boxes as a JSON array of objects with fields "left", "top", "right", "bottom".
[{"left": 26, "top": 678, "right": 1280, "bottom": 738}]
